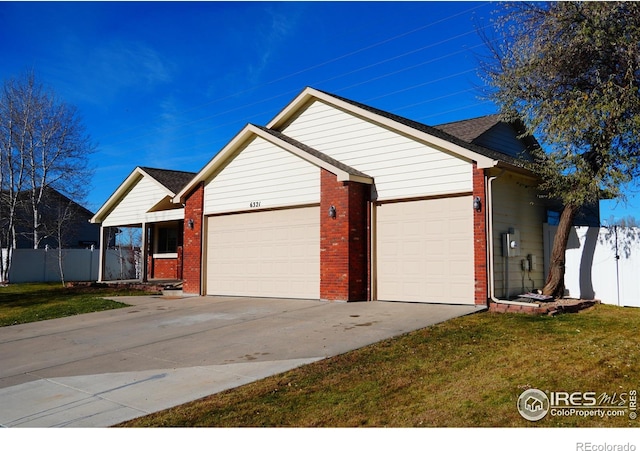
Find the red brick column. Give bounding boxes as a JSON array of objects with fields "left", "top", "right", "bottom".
[
  {"left": 473, "top": 163, "right": 488, "bottom": 306},
  {"left": 176, "top": 245, "right": 183, "bottom": 280},
  {"left": 183, "top": 182, "right": 204, "bottom": 295},
  {"left": 320, "top": 169, "right": 369, "bottom": 301},
  {"left": 147, "top": 254, "right": 154, "bottom": 279}
]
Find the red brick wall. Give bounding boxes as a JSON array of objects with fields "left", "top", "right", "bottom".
[
  {"left": 183, "top": 182, "right": 204, "bottom": 294},
  {"left": 320, "top": 169, "right": 369, "bottom": 301},
  {"left": 473, "top": 163, "right": 488, "bottom": 306},
  {"left": 152, "top": 258, "right": 178, "bottom": 279}
]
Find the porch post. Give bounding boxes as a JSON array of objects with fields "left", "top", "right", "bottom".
[
  {"left": 97, "top": 226, "right": 106, "bottom": 282},
  {"left": 141, "top": 222, "right": 148, "bottom": 282}
]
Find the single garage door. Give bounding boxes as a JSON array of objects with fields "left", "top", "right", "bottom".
[
  {"left": 206, "top": 206, "right": 320, "bottom": 299},
  {"left": 376, "top": 196, "right": 474, "bottom": 304}
]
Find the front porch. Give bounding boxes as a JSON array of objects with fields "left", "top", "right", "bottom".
[{"left": 96, "top": 220, "right": 185, "bottom": 285}]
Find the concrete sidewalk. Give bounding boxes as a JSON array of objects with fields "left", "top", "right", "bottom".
[{"left": 0, "top": 295, "right": 483, "bottom": 427}]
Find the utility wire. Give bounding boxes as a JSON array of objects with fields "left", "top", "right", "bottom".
[{"left": 96, "top": 3, "right": 492, "bottom": 144}]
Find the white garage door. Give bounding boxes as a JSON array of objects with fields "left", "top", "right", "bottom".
[
  {"left": 376, "top": 196, "right": 474, "bottom": 304},
  {"left": 206, "top": 206, "right": 319, "bottom": 299}
]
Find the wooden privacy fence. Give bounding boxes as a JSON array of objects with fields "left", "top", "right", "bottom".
[
  {"left": 3, "top": 248, "right": 138, "bottom": 283},
  {"left": 544, "top": 225, "right": 640, "bottom": 307}
]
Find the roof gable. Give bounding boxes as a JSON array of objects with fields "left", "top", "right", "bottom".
[
  {"left": 268, "top": 87, "right": 535, "bottom": 170},
  {"left": 175, "top": 123, "right": 373, "bottom": 204},
  {"left": 91, "top": 166, "right": 195, "bottom": 224}
]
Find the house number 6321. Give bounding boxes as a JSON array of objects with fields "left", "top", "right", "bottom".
[{"left": 250, "top": 201, "right": 261, "bottom": 208}]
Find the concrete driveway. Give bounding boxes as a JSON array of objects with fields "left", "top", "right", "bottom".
[{"left": 0, "top": 295, "right": 483, "bottom": 427}]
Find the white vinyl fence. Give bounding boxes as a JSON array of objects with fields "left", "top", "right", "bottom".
[
  {"left": 544, "top": 225, "right": 640, "bottom": 307},
  {"left": 3, "top": 248, "right": 138, "bottom": 283}
]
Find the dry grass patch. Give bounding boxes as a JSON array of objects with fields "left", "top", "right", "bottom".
[
  {"left": 119, "top": 304, "right": 640, "bottom": 427},
  {"left": 0, "top": 282, "right": 140, "bottom": 326}
]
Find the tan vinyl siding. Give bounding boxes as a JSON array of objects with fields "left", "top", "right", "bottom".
[
  {"left": 102, "top": 177, "right": 182, "bottom": 226},
  {"left": 204, "top": 136, "right": 320, "bottom": 215},
  {"left": 281, "top": 100, "right": 472, "bottom": 201},
  {"left": 491, "top": 173, "right": 547, "bottom": 298}
]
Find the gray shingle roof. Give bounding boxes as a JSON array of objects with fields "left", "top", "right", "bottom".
[
  {"left": 433, "top": 114, "right": 502, "bottom": 143},
  {"left": 139, "top": 167, "right": 196, "bottom": 194}
]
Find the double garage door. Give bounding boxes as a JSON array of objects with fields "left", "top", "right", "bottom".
[
  {"left": 205, "top": 197, "right": 473, "bottom": 304},
  {"left": 206, "top": 207, "right": 320, "bottom": 299}
]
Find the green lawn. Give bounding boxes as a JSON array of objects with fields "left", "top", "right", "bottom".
[
  {"left": 119, "top": 304, "right": 640, "bottom": 427},
  {"left": 0, "top": 282, "right": 142, "bottom": 326}
]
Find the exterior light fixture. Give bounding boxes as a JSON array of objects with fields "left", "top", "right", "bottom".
[
  {"left": 473, "top": 196, "right": 482, "bottom": 212},
  {"left": 187, "top": 219, "right": 194, "bottom": 229},
  {"left": 328, "top": 205, "right": 336, "bottom": 218}
]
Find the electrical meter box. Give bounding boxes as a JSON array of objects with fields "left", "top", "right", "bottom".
[{"left": 502, "top": 228, "right": 520, "bottom": 257}]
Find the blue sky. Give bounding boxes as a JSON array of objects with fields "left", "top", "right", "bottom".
[{"left": 1, "top": 1, "right": 638, "bottom": 222}]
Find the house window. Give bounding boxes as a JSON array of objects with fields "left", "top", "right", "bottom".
[
  {"left": 157, "top": 227, "right": 178, "bottom": 254},
  {"left": 547, "top": 210, "right": 560, "bottom": 226}
]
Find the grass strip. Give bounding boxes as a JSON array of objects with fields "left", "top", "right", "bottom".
[
  {"left": 119, "top": 304, "right": 640, "bottom": 428},
  {"left": 0, "top": 282, "right": 141, "bottom": 326}
]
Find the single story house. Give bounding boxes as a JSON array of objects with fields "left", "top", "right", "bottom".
[{"left": 91, "top": 87, "right": 596, "bottom": 305}]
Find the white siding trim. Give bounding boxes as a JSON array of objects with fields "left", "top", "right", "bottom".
[
  {"left": 92, "top": 167, "right": 178, "bottom": 224},
  {"left": 175, "top": 124, "right": 371, "bottom": 205},
  {"left": 102, "top": 177, "right": 184, "bottom": 226},
  {"left": 268, "top": 87, "right": 498, "bottom": 168},
  {"left": 282, "top": 100, "right": 473, "bottom": 201},
  {"left": 204, "top": 134, "right": 320, "bottom": 215}
]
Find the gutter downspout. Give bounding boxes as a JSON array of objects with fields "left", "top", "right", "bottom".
[{"left": 487, "top": 169, "right": 505, "bottom": 302}]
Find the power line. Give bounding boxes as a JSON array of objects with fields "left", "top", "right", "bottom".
[{"left": 96, "top": 3, "right": 492, "bottom": 145}]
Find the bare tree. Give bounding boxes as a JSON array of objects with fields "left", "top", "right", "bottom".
[
  {"left": 0, "top": 71, "right": 95, "bottom": 282},
  {"left": 51, "top": 198, "right": 76, "bottom": 286}
]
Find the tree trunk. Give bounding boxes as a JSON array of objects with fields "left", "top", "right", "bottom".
[{"left": 543, "top": 203, "right": 579, "bottom": 298}]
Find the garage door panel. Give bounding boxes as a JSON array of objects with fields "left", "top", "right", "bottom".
[
  {"left": 377, "top": 196, "right": 474, "bottom": 304},
  {"left": 206, "top": 207, "right": 319, "bottom": 299}
]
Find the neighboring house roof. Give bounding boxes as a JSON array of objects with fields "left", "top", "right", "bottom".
[
  {"left": 9, "top": 186, "right": 99, "bottom": 249},
  {"left": 91, "top": 166, "right": 196, "bottom": 224},
  {"left": 30, "top": 186, "right": 95, "bottom": 218}
]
